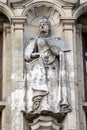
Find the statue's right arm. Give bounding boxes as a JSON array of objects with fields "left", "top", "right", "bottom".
[{"left": 25, "top": 39, "right": 36, "bottom": 62}]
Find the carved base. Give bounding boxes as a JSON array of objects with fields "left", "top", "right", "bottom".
[
  {"left": 22, "top": 110, "right": 66, "bottom": 123},
  {"left": 28, "top": 116, "right": 62, "bottom": 130}
]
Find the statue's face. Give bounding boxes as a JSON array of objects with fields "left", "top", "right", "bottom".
[{"left": 39, "top": 18, "right": 51, "bottom": 36}]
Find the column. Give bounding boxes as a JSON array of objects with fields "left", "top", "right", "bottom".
[
  {"left": 61, "top": 17, "right": 77, "bottom": 130},
  {"left": 10, "top": 17, "right": 26, "bottom": 130},
  {"left": 2, "top": 23, "right": 11, "bottom": 130},
  {"left": 76, "top": 24, "right": 85, "bottom": 130}
]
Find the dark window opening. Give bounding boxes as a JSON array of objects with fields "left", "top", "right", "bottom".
[
  {"left": 0, "top": 32, "right": 3, "bottom": 101},
  {"left": 86, "top": 113, "right": 87, "bottom": 130},
  {"left": 0, "top": 112, "right": 2, "bottom": 130},
  {"left": 82, "top": 33, "right": 87, "bottom": 101}
]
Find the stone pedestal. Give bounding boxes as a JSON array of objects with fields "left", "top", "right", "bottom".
[{"left": 28, "top": 116, "right": 62, "bottom": 130}]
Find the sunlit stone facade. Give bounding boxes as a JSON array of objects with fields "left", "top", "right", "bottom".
[{"left": 0, "top": 0, "right": 87, "bottom": 130}]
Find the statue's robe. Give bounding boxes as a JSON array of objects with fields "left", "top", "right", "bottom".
[{"left": 25, "top": 36, "right": 71, "bottom": 114}]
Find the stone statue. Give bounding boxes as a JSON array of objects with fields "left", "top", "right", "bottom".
[{"left": 24, "top": 16, "right": 71, "bottom": 121}]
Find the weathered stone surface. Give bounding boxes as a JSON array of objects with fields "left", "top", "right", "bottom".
[
  {"left": 0, "top": 0, "right": 7, "bottom": 3},
  {"left": 62, "top": 0, "right": 78, "bottom": 4},
  {"left": 24, "top": 16, "right": 71, "bottom": 116},
  {"left": 28, "top": 116, "right": 62, "bottom": 130},
  {"left": 0, "top": 0, "right": 87, "bottom": 130},
  {"left": 9, "top": 0, "right": 24, "bottom": 3}
]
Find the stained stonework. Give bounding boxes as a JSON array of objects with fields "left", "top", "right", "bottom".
[
  {"left": 0, "top": 0, "right": 87, "bottom": 130},
  {"left": 28, "top": 116, "right": 62, "bottom": 130}
]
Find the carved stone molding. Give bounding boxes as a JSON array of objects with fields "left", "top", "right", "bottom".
[
  {"left": 28, "top": 116, "right": 63, "bottom": 130},
  {"left": 22, "top": 110, "right": 66, "bottom": 123},
  {"left": 23, "top": 4, "right": 64, "bottom": 40},
  {"left": 61, "top": 17, "right": 76, "bottom": 31},
  {"left": 83, "top": 102, "right": 87, "bottom": 112},
  {"left": 9, "top": 0, "right": 79, "bottom": 4},
  {"left": 25, "top": 6, "right": 61, "bottom": 28},
  {"left": 11, "top": 17, "right": 26, "bottom": 30},
  {"left": 9, "top": 0, "right": 25, "bottom": 3},
  {"left": 62, "top": 0, "right": 79, "bottom": 4},
  {"left": 11, "top": 17, "right": 26, "bottom": 23},
  {"left": 0, "top": 101, "right": 6, "bottom": 112}
]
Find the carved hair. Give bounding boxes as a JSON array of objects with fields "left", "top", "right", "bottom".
[
  {"left": 39, "top": 16, "right": 51, "bottom": 37},
  {"left": 39, "top": 16, "right": 51, "bottom": 28}
]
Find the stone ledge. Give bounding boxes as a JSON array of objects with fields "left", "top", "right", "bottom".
[
  {"left": 22, "top": 110, "right": 66, "bottom": 123},
  {"left": 0, "top": 101, "right": 6, "bottom": 112},
  {"left": 11, "top": 17, "right": 26, "bottom": 24},
  {"left": 61, "top": 17, "right": 76, "bottom": 24}
]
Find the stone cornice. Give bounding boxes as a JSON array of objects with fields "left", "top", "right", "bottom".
[
  {"left": 9, "top": 0, "right": 30, "bottom": 4},
  {"left": 9, "top": 0, "right": 23, "bottom": 3},
  {"left": 9, "top": 0, "right": 33, "bottom": 8},
  {"left": 11, "top": 17, "right": 26, "bottom": 30},
  {"left": 83, "top": 102, "right": 87, "bottom": 112},
  {"left": 62, "top": 0, "right": 79, "bottom": 4},
  {"left": 11, "top": 16, "right": 26, "bottom": 23},
  {"left": 61, "top": 17, "right": 76, "bottom": 24},
  {"left": 61, "top": 17, "right": 76, "bottom": 30},
  {"left": 0, "top": 101, "right": 6, "bottom": 112},
  {"left": 9, "top": 0, "right": 79, "bottom": 5}
]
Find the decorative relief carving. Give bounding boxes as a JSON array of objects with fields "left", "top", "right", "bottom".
[
  {"left": 9, "top": 0, "right": 79, "bottom": 4},
  {"left": 23, "top": 16, "right": 71, "bottom": 123},
  {"left": 24, "top": 6, "right": 62, "bottom": 48},
  {"left": 25, "top": 7, "right": 60, "bottom": 27}
]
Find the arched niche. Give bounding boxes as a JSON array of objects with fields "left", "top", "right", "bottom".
[
  {"left": 0, "top": 2, "right": 14, "bottom": 22},
  {"left": 22, "top": 1, "right": 65, "bottom": 47},
  {"left": 75, "top": 8, "right": 87, "bottom": 130},
  {"left": 73, "top": 3, "right": 87, "bottom": 19},
  {"left": 0, "top": 12, "right": 10, "bottom": 101},
  {"left": 0, "top": 2, "right": 14, "bottom": 102}
]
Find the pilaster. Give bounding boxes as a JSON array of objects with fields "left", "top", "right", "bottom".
[
  {"left": 61, "top": 17, "right": 77, "bottom": 130},
  {"left": 76, "top": 24, "right": 85, "bottom": 130},
  {"left": 10, "top": 17, "right": 26, "bottom": 130},
  {"left": 3, "top": 23, "right": 11, "bottom": 99},
  {"left": 11, "top": 17, "right": 26, "bottom": 82},
  {"left": 2, "top": 23, "right": 11, "bottom": 130}
]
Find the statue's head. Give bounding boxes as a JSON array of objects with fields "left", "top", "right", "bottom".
[{"left": 39, "top": 16, "right": 51, "bottom": 37}]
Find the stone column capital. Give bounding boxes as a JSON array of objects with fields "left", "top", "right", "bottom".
[
  {"left": 61, "top": 17, "right": 76, "bottom": 24},
  {"left": 11, "top": 17, "right": 26, "bottom": 30},
  {"left": 11, "top": 17, "right": 26, "bottom": 24},
  {"left": 3, "top": 23, "right": 11, "bottom": 33},
  {"left": 61, "top": 17, "right": 76, "bottom": 30}
]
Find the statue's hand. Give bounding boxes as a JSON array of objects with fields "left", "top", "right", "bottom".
[
  {"left": 51, "top": 47, "right": 60, "bottom": 56},
  {"left": 31, "top": 53, "right": 40, "bottom": 58}
]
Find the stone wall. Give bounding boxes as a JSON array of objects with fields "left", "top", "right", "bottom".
[{"left": 0, "top": 0, "right": 86, "bottom": 130}]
